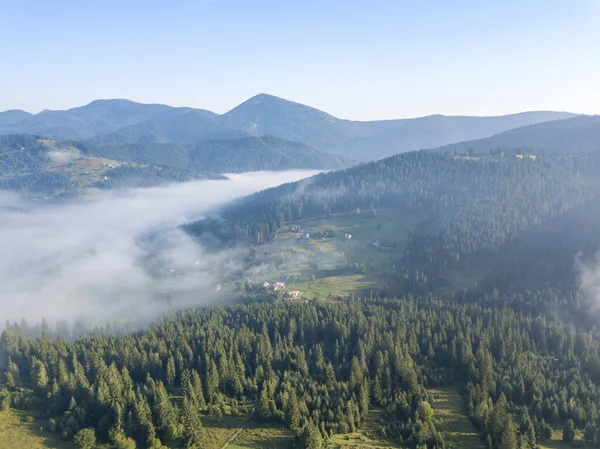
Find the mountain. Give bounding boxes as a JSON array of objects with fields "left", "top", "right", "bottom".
[
  {"left": 338, "top": 111, "right": 578, "bottom": 160},
  {"left": 0, "top": 95, "right": 576, "bottom": 161},
  {"left": 0, "top": 109, "right": 32, "bottom": 126},
  {"left": 88, "top": 109, "right": 248, "bottom": 146},
  {"left": 222, "top": 94, "right": 576, "bottom": 160},
  {"left": 430, "top": 115, "right": 600, "bottom": 154},
  {"left": 222, "top": 93, "right": 363, "bottom": 149},
  {"left": 0, "top": 99, "right": 211, "bottom": 141},
  {"left": 83, "top": 136, "right": 349, "bottom": 172}
]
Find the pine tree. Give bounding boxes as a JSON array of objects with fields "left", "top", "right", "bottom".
[
  {"left": 285, "top": 390, "right": 301, "bottom": 429},
  {"left": 300, "top": 422, "right": 322, "bottom": 449},
  {"left": 256, "top": 385, "right": 271, "bottom": 421},
  {"left": 499, "top": 418, "right": 518, "bottom": 449},
  {"left": 182, "top": 395, "right": 205, "bottom": 449},
  {"left": 372, "top": 376, "right": 383, "bottom": 406},
  {"left": 562, "top": 419, "right": 576, "bottom": 443},
  {"left": 31, "top": 359, "right": 48, "bottom": 390},
  {"left": 165, "top": 355, "right": 176, "bottom": 391}
]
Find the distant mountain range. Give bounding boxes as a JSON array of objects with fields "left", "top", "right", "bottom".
[
  {"left": 430, "top": 115, "right": 600, "bottom": 154},
  {"left": 0, "top": 94, "right": 576, "bottom": 161}
]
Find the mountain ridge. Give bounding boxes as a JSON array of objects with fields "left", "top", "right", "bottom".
[
  {"left": 430, "top": 114, "right": 600, "bottom": 154},
  {"left": 0, "top": 95, "right": 578, "bottom": 160}
]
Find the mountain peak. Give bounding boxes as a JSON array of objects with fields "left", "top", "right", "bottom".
[
  {"left": 84, "top": 98, "right": 140, "bottom": 108},
  {"left": 226, "top": 93, "right": 337, "bottom": 119}
]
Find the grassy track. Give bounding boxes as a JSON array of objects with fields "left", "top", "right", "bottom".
[{"left": 429, "top": 387, "right": 485, "bottom": 449}]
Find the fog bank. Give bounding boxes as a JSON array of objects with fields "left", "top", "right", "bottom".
[{"left": 0, "top": 170, "right": 319, "bottom": 327}]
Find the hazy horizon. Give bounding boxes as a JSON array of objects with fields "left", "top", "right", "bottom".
[
  {"left": 1, "top": 1, "right": 598, "bottom": 119},
  {"left": 0, "top": 93, "right": 584, "bottom": 121}
]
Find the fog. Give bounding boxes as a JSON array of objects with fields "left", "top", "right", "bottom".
[
  {"left": 578, "top": 253, "right": 600, "bottom": 312},
  {"left": 0, "top": 170, "right": 319, "bottom": 327}
]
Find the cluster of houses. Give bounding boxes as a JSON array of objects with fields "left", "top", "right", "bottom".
[
  {"left": 516, "top": 154, "right": 537, "bottom": 160},
  {"left": 259, "top": 281, "right": 303, "bottom": 300},
  {"left": 263, "top": 281, "right": 285, "bottom": 291}
]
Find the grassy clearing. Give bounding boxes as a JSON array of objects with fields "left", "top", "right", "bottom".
[
  {"left": 290, "top": 274, "right": 373, "bottom": 300},
  {"left": 226, "top": 425, "right": 293, "bottom": 449},
  {"left": 429, "top": 387, "right": 485, "bottom": 449},
  {"left": 262, "top": 210, "right": 422, "bottom": 300},
  {"left": 538, "top": 428, "right": 583, "bottom": 449},
  {"left": 0, "top": 409, "right": 74, "bottom": 449},
  {"left": 202, "top": 415, "right": 248, "bottom": 449},
  {"left": 327, "top": 409, "right": 399, "bottom": 448}
]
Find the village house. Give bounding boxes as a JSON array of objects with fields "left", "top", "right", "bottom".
[{"left": 286, "top": 290, "right": 303, "bottom": 300}]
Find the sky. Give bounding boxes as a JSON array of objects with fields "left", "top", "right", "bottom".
[{"left": 0, "top": 0, "right": 599, "bottom": 120}]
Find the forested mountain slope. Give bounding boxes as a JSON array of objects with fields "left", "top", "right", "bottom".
[
  {"left": 83, "top": 136, "right": 350, "bottom": 172},
  {"left": 432, "top": 115, "right": 600, "bottom": 154},
  {"left": 0, "top": 135, "right": 221, "bottom": 198},
  {"left": 186, "top": 150, "right": 597, "bottom": 257},
  {"left": 0, "top": 132, "right": 347, "bottom": 198}
]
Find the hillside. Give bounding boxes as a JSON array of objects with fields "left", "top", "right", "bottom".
[
  {"left": 0, "top": 132, "right": 344, "bottom": 198},
  {"left": 0, "top": 95, "right": 576, "bottom": 161},
  {"left": 84, "top": 135, "right": 348, "bottom": 172},
  {"left": 0, "top": 135, "right": 222, "bottom": 199},
  {"left": 185, "top": 150, "right": 600, "bottom": 298},
  {"left": 431, "top": 114, "right": 600, "bottom": 154}
]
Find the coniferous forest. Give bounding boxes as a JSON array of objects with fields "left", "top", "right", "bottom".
[{"left": 4, "top": 149, "right": 600, "bottom": 449}]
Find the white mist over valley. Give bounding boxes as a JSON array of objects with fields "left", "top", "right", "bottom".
[{"left": 0, "top": 170, "right": 319, "bottom": 326}]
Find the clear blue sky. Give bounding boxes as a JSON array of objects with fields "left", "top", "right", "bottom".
[{"left": 1, "top": 0, "right": 598, "bottom": 119}]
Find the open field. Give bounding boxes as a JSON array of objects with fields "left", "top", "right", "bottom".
[
  {"left": 0, "top": 409, "right": 74, "bottom": 449},
  {"left": 429, "top": 387, "right": 485, "bottom": 449}
]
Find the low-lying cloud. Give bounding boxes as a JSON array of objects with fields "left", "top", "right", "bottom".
[
  {"left": 0, "top": 170, "right": 319, "bottom": 328},
  {"left": 578, "top": 252, "right": 600, "bottom": 310},
  {"left": 46, "top": 150, "right": 77, "bottom": 162}
]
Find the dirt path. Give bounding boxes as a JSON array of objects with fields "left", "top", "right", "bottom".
[{"left": 220, "top": 427, "right": 243, "bottom": 449}]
